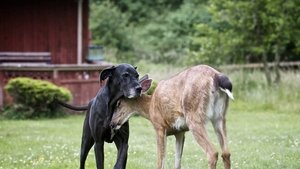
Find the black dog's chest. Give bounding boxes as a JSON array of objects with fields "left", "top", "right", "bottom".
[
  {"left": 103, "top": 128, "right": 114, "bottom": 143},
  {"left": 79, "top": 64, "right": 139, "bottom": 169},
  {"left": 90, "top": 96, "right": 117, "bottom": 143}
]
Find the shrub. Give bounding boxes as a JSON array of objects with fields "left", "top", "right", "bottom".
[{"left": 3, "top": 77, "right": 72, "bottom": 119}]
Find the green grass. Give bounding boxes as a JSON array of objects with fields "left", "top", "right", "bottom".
[
  {"left": 1, "top": 66, "right": 300, "bottom": 169},
  {"left": 0, "top": 112, "right": 300, "bottom": 169}
]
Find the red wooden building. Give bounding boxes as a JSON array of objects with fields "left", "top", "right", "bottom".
[{"left": 0, "top": 0, "right": 111, "bottom": 107}]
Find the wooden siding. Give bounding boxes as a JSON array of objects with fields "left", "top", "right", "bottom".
[
  {"left": 0, "top": 64, "right": 112, "bottom": 107},
  {"left": 0, "top": 0, "right": 89, "bottom": 64}
]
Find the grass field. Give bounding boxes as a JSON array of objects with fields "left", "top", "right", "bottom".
[
  {"left": 1, "top": 66, "right": 300, "bottom": 169},
  {"left": 1, "top": 112, "right": 300, "bottom": 169}
]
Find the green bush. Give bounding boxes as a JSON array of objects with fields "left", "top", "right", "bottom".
[{"left": 3, "top": 77, "right": 72, "bottom": 119}]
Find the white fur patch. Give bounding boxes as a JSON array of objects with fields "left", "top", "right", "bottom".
[
  {"left": 207, "top": 92, "right": 227, "bottom": 121},
  {"left": 214, "top": 95, "right": 227, "bottom": 119},
  {"left": 127, "top": 88, "right": 137, "bottom": 98},
  {"left": 115, "top": 112, "right": 135, "bottom": 129},
  {"left": 219, "top": 87, "right": 234, "bottom": 100},
  {"left": 115, "top": 125, "right": 122, "bottom": 130},
  {"left": 173, "top": 117, "right": 187, "bottom": 130},
  {"left": 206, "top": 96, "right": 214, "bottom": 120}
]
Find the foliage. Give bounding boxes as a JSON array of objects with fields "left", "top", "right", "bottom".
[
  {"left": 135, "top": 60, "right": 185, "bottom": 81},
  {"left": 3, "top": 77, "right": 72, "bottom": 119},
  {"left": 109, "top": 0, "right": 184, "bottom": 23},
  {"left": 91, "top": 0, "right": 212, "bottom": 65},
  {"left": 192, "top": 0, "right": 300, "bottom": 62},
  {"left": 130, "top": 1, "right": 211, "bottom": 65},
  {"left": 189, "top": 24, "right": 244, "bottom": 65},
  {"left": 90, "top": 1, "right": 136, "bottom": 63},
  {"left": 90, "top": 0, "right": 300, "bottom": 69},
  {"left": 187, "top": 0, "right": 300, "bottom": 84}
]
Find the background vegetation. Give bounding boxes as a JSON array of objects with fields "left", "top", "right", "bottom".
[
  {"left": 90, "top": 0, "right": 299, "bottom": 64},
  {"left": 90, "top": 0, "right": 299, "bottom": 85},
  {"left": 3, "top": 77, "right": 72, "bottom": 119}
]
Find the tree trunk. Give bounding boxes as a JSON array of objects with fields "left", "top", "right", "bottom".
[
  {"left": 262, "top": 52, "right": 272, "bottom": 86},
  {"left": 274, "top": 46, "right": 281, "bottom": 84}
]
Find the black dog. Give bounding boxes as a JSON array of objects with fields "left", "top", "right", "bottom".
[{"left": 57, "top": 64, "right": 142, "bottom": 169}]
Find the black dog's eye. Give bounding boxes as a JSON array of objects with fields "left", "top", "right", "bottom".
[{"left": 123, "top": 72, "right": 129, "bottom": 78}]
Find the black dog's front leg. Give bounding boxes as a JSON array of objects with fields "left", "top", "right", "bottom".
[
  {"left": 79, "top": 123, "right": 94, "bottom": 169},
  {"left": 94, "top": 141, "right": 105, "bottom": 169},
  {"left": 113, "top": 122, "right": 130, "bottom": 169}
]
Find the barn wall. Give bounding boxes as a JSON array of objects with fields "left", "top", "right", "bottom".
[
  {"left": 0, "top": 0, "right": 89, "bottom": 64},
  {"left": 0, "top": 64, "right": 110, "bottom": 107},
  {"left": 82, "top": 0, "right": 89, "bottom": 61}
]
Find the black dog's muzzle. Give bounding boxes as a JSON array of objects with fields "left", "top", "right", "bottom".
[{"left": 125, "top": 84, "right": 143, "bottom": 98}]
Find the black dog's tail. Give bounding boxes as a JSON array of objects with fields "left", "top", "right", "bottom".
[{"left": 54, "top": 99, "right": 88, "bottom": 111}]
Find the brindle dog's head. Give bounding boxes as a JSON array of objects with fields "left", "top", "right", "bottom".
[
  {"left": 100, "top": 63, "right": 142, "bottom": 99},
  {"left": 110, "top": 76, "right": 152, "bottom": 130}
]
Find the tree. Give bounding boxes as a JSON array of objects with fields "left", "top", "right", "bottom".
[
  {"left": 90, "top": 1, "right": 133, "bottom": 60},
  {"left": 193, "top": 0, "right": 300, "bottom": 85},
  {"left": 109, "top": 0, "right": 184, "bottom": 23},
  {"left": 131, "top": 1, "right": 212, "bottom": 65},
  {"left": 90, "top": 0, "right": 299, "bottom": 69},
  {"left": 90, "top": 0, "right": 215, "bottom": 64}
]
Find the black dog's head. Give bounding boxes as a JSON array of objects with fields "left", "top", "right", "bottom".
[{"left": 100, "top": 63, "right": 142, "bottom": 98}]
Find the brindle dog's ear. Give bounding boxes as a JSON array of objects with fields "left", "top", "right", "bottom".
[
  {"left": 100, "top": 66, "right": 116, "bottom": 80},
  {"left": 139, "top": 74, "right": 152, "bottom": 93},
  {"left": 141, "top": 78, "right": 152, "bottom": 93},
  {"left": 139, "top": 74, "right": 149, "bottom": 83}
]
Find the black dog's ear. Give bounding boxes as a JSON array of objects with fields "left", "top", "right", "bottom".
[
  {"left": 134, "top": 66, "right": 137, "bottom": 70},
  {"left": 100, "top": 66, "right": 116, "bottom": 80}
]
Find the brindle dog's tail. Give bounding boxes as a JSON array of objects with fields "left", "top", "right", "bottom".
[
  {"left": 216, "top": 74, "right": 234, "bottom": 100},
  {"left": 54, "top": 99, "right": 88, "bottom": 111}
]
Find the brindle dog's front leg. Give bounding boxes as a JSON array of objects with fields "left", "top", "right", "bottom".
[
  {"left": 156, "top": 128, "right": 167, "bottom": 169},
  {"left": 113, "top": 122, "right": 129, "bottom": 169}
]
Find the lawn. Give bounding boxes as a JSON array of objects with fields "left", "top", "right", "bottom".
[
  {"left": 1, "top": 111, "right": 300, "bottom": 169},
  {"left": 1, "top": 67, "right": 300, "bottom": 169}
]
